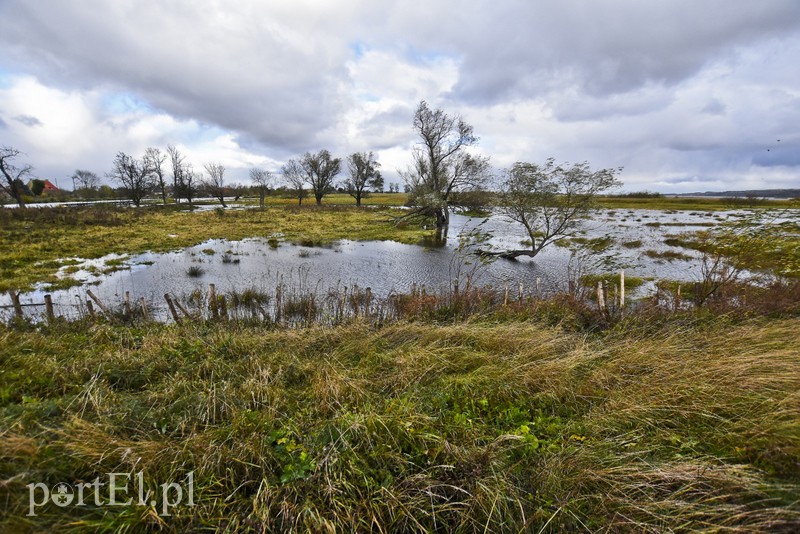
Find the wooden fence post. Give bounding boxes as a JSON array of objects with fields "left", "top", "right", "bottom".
[
  {"left": 597, "top": 281, "right": 606, "bottom": 312},
  {"left": 139, "top": 297, "right": 150, "bottom": 321},
  {"left": 619, "top": 270, "right": 625, "bottom": 309},
  {"left": 44, "top": 294, "right": 56, "bottom": 324},
  {"left": 8, "top": 290, "right": 23, "bottom": 320},
  {"left": 275, "top": 284, "right": 283, "bottom": 325},
  {"left": 86, "top": 289, "right": 112, "bottom": 318},
  {"left": 86, "top": 300, "right": 96, "bottom": 320},
  {"left": 209, "top": 284, "right": 218, "bottom": 319},
  {"left": 164, "top": 294, "right": 182, "bottom": 324},
  {"left": 172, "top": 296, "right": 193, "bottom": 320}
]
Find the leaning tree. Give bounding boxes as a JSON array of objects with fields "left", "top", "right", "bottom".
[
  {"left": 401, "top": 100, "right": 490, "bottom": 228},
  {"left": 493, "top": 159, "right": 622, "bottom": 259},
  {"left": 0, "top": 146, "right": 33, "bottom": 208}
]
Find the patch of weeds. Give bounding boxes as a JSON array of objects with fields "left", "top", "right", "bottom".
[
  {"left": 621, "top": 240, "right": 643, "bottom": 249},
  {"left": 201, "top": 248, "right": 215, "bottom": 255},
  {"left": 187, "top": 266, "right": 205, "bottom": 277},
  {"left": 644, "top": 249, "right": 693, "bottom": 261}
]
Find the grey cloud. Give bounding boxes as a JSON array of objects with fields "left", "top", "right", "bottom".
[
  {"left": 0, "top": 1, "right": 360, "bottom": 152},
  {"left": 443, "top": 1, "right": 800, "bottom": 102},
  {"left": 701, "top": 99, "right": 727, "bottom": 116},
  {"left": 752, "top": 141, "right": 800, "bottom": 167},
  {"left": 14, "top": 114, "right": 42, "bottom": 127}
]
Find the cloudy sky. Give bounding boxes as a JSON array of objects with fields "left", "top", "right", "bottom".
[{"left": 1, "top": 0, "right": 798, "bottom": 193}]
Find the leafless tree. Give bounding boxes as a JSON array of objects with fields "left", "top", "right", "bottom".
[
  {"left": 71, "top": 169, "right": 100, "bottom": 191},
  {"left": 107, "top": 151, "right": 153, "bottom": 207},
  {"left": 144, "top": 147, "right": 168, "bottom": 204},
  {"left": 167, "top": 144, "right": 184, "bottom": 202},
  {"left": 250, "top": 167, "right": 273, "bottom": 208},
  {"left": 345, "top": 152, "right": 383, "bottom": 206},
  {"left": 301, "top": 150, "right": 341, "bottom": 205},
  {"left": 282, "top": 159, "right": 308, "bottom": 205},
  {"left": 492, "top": 159, "right": 622, "bottom": 259},
  {"left": 203, "top": 162, "right": 227, "bottom": 207},
  {"left": 179, "top": 164, "right": 199, "bottom": 209},
  {"left": 401, "top": 101, "right": 490, "bottom": 228},
  {"left": 0, "top": 146, "right": 33, "bottom": 207}
]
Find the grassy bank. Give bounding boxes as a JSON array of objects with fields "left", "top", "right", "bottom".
[
  {"left": 0, "top": 205, "right": 428, "bottom": 292},
  {"left": 0, "top": 310, "right": 798, "bottom": 531}
]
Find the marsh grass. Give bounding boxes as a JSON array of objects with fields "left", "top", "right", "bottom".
[{"left": 0, "top": 306, "right": 798, "bottom": 531}]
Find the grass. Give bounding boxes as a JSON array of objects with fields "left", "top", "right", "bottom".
[
  {"left": 0, "top": 204, "right": 428, "bottom": 292},
  {"left": 597, "top": 195, "right": 796, "bottom": 210},
  {"left": 0, "top": 310, "right": 797, "bottom": 531},
  {"left": 644, "top": 249, "right": 694, "bottom": 261}
]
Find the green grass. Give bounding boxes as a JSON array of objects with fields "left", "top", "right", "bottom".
[
  {"left": 597, "top": 195, "right": 796, "bottom": 210},
  {"left": 0, "top": 312, "right": 797, "bottom": 531}
]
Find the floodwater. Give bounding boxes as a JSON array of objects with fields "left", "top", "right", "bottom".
[{"left": 3, "top": 208, "right": 794, "bottom": 321}]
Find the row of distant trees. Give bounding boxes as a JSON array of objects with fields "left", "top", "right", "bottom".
[
  {"left": 0, "top": 145, "right": 397, "bottom": 209},
  {"left": 106, "top": 146, "right": 392, "bottom": 209},
  {"left": 3, "top": 100, "right": 624, "bottom": 259}
]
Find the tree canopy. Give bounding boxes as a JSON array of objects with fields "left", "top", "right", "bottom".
[
  {"left": 402, "top": 100, "right": 490, "bottom": 228},
  {"left": 495, "top": 159, "right": 622, "bottom": 259}
]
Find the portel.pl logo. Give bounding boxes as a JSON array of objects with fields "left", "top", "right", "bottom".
[{"left": 27, "top": 471, "right": 194, "bottom": 517}]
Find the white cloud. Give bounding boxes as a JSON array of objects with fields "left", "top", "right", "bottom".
[{"left": 0, "top": 1, "right": 799, "bottom": 191}]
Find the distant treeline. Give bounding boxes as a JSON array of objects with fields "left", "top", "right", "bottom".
[{"left": 676, "top": 189, "right": 800, "bottom": 199}]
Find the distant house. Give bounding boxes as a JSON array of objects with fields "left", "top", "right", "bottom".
[
  {"left": 26, "top": 179, "right": 59, "bottom": 196},
  {"left": 40, "top": 180, "right": 59, "bottom": 192}
]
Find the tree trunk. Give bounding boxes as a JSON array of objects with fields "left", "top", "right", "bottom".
[
  {"left": 434, "top": 207, "right": 448, "bottom": 228},
  {"left": 476, "top": 248, "right": 538, "bottom": 260},
  {"left": 13, "top": 183, "right": 26, "bottom": 208}
]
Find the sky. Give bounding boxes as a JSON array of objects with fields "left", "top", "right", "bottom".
[{"left": 1, "top": 0, "right": 799, "bottom": 193}]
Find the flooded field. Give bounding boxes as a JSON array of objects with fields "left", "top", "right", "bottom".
[{"left": 2, "top": 207, "right": 795, "bottom": 321}]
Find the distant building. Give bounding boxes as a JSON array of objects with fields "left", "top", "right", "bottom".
[{"left": 26, "top": 179, "right": 59, "bottom": 195}]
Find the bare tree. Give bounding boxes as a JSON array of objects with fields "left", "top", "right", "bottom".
[
  {"left": 144, "top": 147, "right": 168, "bottom": 204},
  {"left": 203, "top": 162, "right": 227, "bottom": 207},
  {"left": 301, "top": 150, "right": 341, "bottom": 205},
  {"left": 107, "top": 151, "right": 153, "bottom": 207},
  {"left": 345, "top": 152, "right": 383, "bottom": 207},
  {"left": 71, "top": 169, "right": 100, "bottom": 191},
  {"left": 492, "top": 159, "right": 622, "bottom": 259},
  {"left": 178, "top": 164, "right": 199, "bottom": 209},
  {"left": 282, "top": 159, "right": 308, "bottom": 205},
  {"left": 401, "top": 100, "right": 490, "bottom": 228},
  {"left": 0, "top": 146, "right": 33, "bottom": 207},
  {"left": 166, "top": 144, "right": 184, "bottom": 202},
  {"left": 250, "top": 167, "right": 273, "bottom": 208}
]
